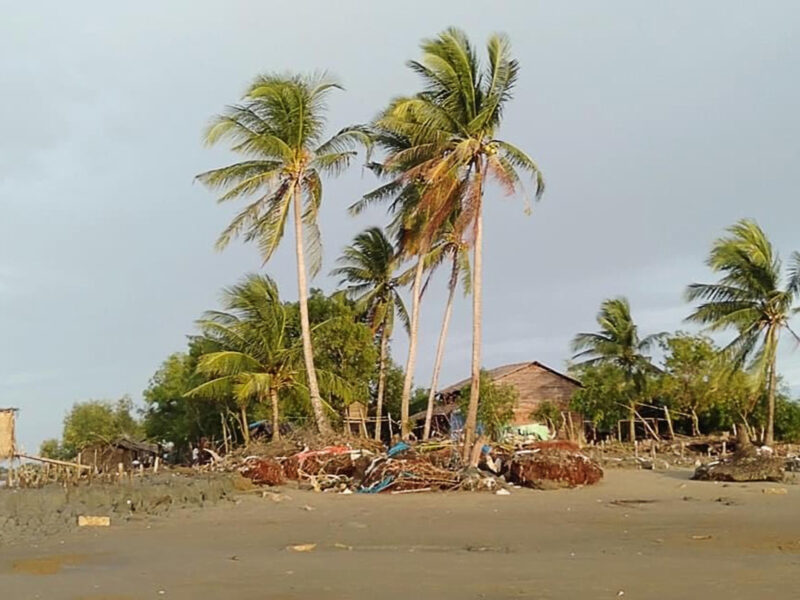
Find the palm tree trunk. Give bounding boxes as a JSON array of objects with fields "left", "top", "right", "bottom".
[
  {"left": 374, "top": 324, "right": 389, "bottom": 441},
  {"left": 292, "top": 184, "right": 331, "bottom": 434},
  {"left": 423, "top": 256, "right": 458, "bottom": 440},
  {"left": 765, "top": 326, "right": 778, "bottom": 445},
  {"left": 400, "top": 255, "right": 425, "bottom": 439},
  {"left": 628, "top": 404, "right": 636, "bottom": 443},
  {"left": 462, "top": 162, "right": 485, "bottom": 462},
  {"left": 239, "top": 405, "right": 250, "bottom": 445},
  {"left": 270, "top": 388, "right": 281, "bottom": 441}
]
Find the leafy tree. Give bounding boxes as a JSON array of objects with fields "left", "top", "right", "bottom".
[
  {"left": 531, "top": 401, "right": 562, "bottom": 433},
  {"left": 658, "top": 333, "right": 719, "bottom": 436},
  {"left": 774, "top": 396, "right": 800, "bottom": 443},
  {"left": 458, "top": 371, "right": 516, "bottom": 442},
  {"left": 39, "top": 438, "right": 68, "bottom": 460},
  {"left": 197, "top": 74, "right": 368, "bottom": 434},
  {"left": 686, "top": 219, "right": 800, "bottom": 445},
  {"left": 142, "top": 349, "right": 234, "bottom": 457},
  {"left": 569, "top": 363, "right": 632, "bottom": 435},
  {"left": 61, "top": 397, "right": 141, "bottom": 457},
  {"left": 332, "top": 227, "right": 409, "bottom": 439},
  {"left": 302, "top": 290, "right": 376, "bottom": 419},
  {"left": 572, "top": 298, "right": 664, "bottom": 441}
]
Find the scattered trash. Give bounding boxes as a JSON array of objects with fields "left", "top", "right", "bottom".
[
  {"left": 495, "top": 488, "right": 511, "bottom": 496},
  {"left": 288, "top": 543, "right": 317, "bottom": 552},
  {"left": 690, "top": 535, "right": 713, "bottom": 540},
  {"left": 334, "top": 543, "right": 353, "bottom": 551},
  {"left": 762, "top": 487, "right": 788, "bottom": 495},
  {"left": 387, "top": 441, "right": 412, "bottom": 457},
  {"left": 77, "top": 516, "right": 110, "bottom": 527}
]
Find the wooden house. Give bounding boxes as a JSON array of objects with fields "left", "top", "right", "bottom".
[{"left": 412, "top": 361, "right": 584, "bottom": 439}]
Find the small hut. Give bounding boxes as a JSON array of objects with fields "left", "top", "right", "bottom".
[{"left": 82, "top": 437, "right": 161, "bottom": 473}]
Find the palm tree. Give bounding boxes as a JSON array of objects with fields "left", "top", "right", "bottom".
[
  {"left": 349, "top": 132, "right": 455, "bottom": 441},
  {"left": 371, "top": 29, "right": 545, "bottom": 457},
  {"left": 186, "top": 275, "right": 305, "bottom": 442},
  {"left": 686, "top": 219, "right": 800, "bottom": 445},
  {"left": 332, "top": 227, "right": 409, "bottom": 440},
  {"left": 572, "top": 297, "right": 664, "bottom": 442},
  {"left": 422, "top": 223, "right": 470, "bottom": 440},
  {"left": 197, "top": 73, "right": 367, "bottom": 434}
]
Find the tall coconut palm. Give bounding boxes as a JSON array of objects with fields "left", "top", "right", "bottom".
[
  {"left": 197, "top": 73, "right": 368, "bottom": 434},
  {"left": 686, "top": 219, "right": 800, "bottom": 445},
  {"left": 422, "top": 223, "right": 471, "bottom": 440},
  {"left": 572, "top": 297, "right": 664, "bottom": 442},
  {"left": 331, "top": 227, "right": 410, "bottom": 440},
  {"left": 371, "top": 29, "right": 545, "bottom": 456}
]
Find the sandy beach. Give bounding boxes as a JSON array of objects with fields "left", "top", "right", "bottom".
[{"left": 2, "top": 469, "right": 798, "bottom": 599}]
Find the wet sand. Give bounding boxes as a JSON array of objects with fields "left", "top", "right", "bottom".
[{"left": 1, "top": 469, "right": 798, "bottom": 599}]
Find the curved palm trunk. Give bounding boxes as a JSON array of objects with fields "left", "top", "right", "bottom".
[
  {"left": 374, "top": 324, "right": 389, "bottom": 441},
  {"left": 270, "top": 388, "right": 281, "bottom": 441},
  {"left": 400, "top": 255, "right": 425, "bottom": 439},
  {"left": 423, "top": 256, "right": 459, "bottom": 440},
  {"left": 292, "top": 185, "right": 331, "bottom": 434},
  {"left": 462, "top": 164, "right": 485, "bottom": 461}
]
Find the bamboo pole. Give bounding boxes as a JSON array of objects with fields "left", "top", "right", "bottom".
[{"left": 16, "top": 453, "right": 92, "bottom": 471}]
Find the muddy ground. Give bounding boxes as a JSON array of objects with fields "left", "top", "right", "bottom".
[
  {"left": 1, "top": 469, "right": 799, "bottom": 599},
  {"left": 0, "top": 473, "right": 240, "bottom": 546}
]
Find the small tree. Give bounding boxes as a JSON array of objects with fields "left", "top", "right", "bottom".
[
  {"left": 658, "top": 333, "right": 719, "bottom": 436},
  {"left": 569, "top": 363, "right": 631, "bottom": 437},
  {"left": 61, "top": 397, "right": 141, "bottom": 457},
  {"left": 531, "top": 401, "right": 562, "bottom": 434},
  {"left": 458, "top": 372, "right": 516, "bottom": 441}
]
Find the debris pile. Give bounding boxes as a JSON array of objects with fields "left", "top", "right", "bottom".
[
  {"left": 215, "top": 430, "right": 604, "bottom": 494},
  {"left": 693, "top": 446, "right": 786, "bottom": 482},
  {"left": 503, "top": 441, "right": 602, "bottom": 488},
  {"left": 240, "top": 457, "right": 285, "bottom": 486},
  {"left": 361, "top": 457, "right": 462, "bottom": 493},
  {"left": 508, "top": 449, "right": 604, "bottom": 488}
]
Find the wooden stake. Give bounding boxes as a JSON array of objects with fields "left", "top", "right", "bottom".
[{"left": 663, "top": 406, "right": 676, "bottom": 440}]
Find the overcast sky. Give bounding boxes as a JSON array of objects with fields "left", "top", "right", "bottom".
[{"left": 2, "top": 1, "right": 799, "bottom": 452}]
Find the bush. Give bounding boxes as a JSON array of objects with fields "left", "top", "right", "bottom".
[{"left": 459, "top": 371, "right": 517, "bottom": 441}]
